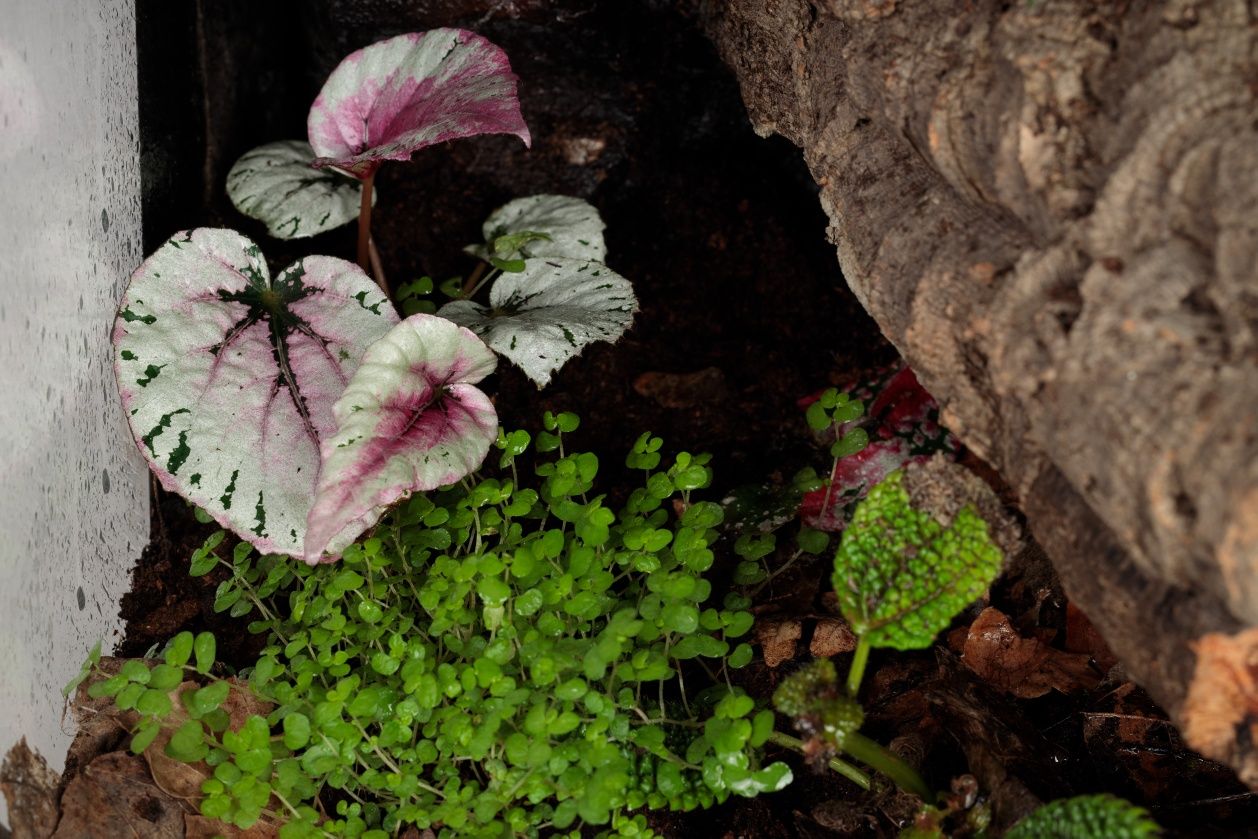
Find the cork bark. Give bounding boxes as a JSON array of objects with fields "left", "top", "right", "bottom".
[{"left": 703, "top": 0, "right": 1258, "bottom": 783}]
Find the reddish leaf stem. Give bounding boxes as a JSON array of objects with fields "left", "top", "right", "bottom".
[
  {"left": 357, "top": 171, "right": 375, "bottom": 275},
  {"left": 461, "top": 261, "right": 488, "bottom": 298},
  {"left": 367, "top": 237, "right": 388, "bottom": 298}
]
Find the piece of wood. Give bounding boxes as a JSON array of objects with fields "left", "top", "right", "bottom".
[{"left": 703, "top": 0, "right": 1258, "bottom": 783}]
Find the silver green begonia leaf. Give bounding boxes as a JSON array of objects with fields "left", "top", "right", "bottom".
[
  {"left": 114, "top": 228, "right": 398, "bottom": 558},
  {"left": 438, "top": 257, "right": 636, "bottom": 387},
  {"left": 226, "top": 140, "right": 373, "bottom": 240},
  {"left": 465, "top": 194, "right": 607, "bottom": 262}
]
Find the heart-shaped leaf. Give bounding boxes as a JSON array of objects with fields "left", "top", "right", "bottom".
[
  {"left": 303, "top": 314, "right": 498, "bottom": 564},
  {"left": 226, "top": 140, "right": 374, "bottom": 239},
  {"left": 307, "top": 29, "right": 530, "bottom": 178},
  {"left": 114, "top": 229, "right": 398, "bottom": 557},
  {"left": 438, "top": 258, "right": 637, "bottom": 387},
  {"left": 465, "top": 194, "right": 607, "bottom": 263},
  {"left": 831, "top": 470, "right": 1003, "bottom": 650}
]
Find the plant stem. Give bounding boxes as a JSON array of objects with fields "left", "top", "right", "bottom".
[
  {"left": 464, "top": 266, "right": 499, "bottom": 301},
  {"left": 768, "top": 731, "right": 870, "bottom": 790},
  {"left": 751, "top": 549, "right": 805, "bottom": 598},
  {"left": 818, "top": 434, "right": 842, "bottom": 523},
  {"left": 846, "top": 636, "right": 871, "bottom": 697},
  {"left": 461, "top": 261, "right": 487, "bottom": 298},
  {"left": 367, "top": 236, "right": 388, "bottom": 297},
  {"left": 842, "top": 731, "right": 933, "bottom": 801},
  {"left": 357, "top": 171, "right": 375, "bottom": 275}
]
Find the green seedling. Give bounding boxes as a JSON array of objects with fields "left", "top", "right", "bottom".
[{"left": 774, "top": 469, "right": 1005, "bottom": 803}]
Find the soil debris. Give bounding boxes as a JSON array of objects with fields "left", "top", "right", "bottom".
[
  {"left": 758, "top": 618, "right": 804, "bottom": 668},
  {"left": 961, "top": 607, "right": 1100, "bottom": 699},
  {"left": 809, "top": 618, "right": 857, "bottom": 657},
  {"left": 633, "top": 367, "right": 729, "bottom": 409}
]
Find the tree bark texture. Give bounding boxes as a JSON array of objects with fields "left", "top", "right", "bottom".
[{"left": 703, "top": 0, "right": 1258, "bottom": 783}]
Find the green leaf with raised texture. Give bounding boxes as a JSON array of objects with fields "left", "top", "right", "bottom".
[
  {"left": 832, "top": 471, "right": 1003, "bottom": 650},
  {"left": 1006, "top": 794, "right": 1160, "bottom": 839}
]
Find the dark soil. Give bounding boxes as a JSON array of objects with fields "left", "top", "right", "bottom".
[{"left": 112, "top": 1, "right": 1257, "bottom": 836}]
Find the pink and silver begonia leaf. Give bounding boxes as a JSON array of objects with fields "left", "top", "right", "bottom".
[
  {"left": 464, "top": 194, "right": 607, "bottom": 263},
  {"left": 307, "top": 29, "right": 530, "bottom": 178},
  {"left": 438, "top": 257, "right": 637, "bottom": 387},
  {"left": 114, "top": 229, "right": 399, "bottom": 557},
  {"left": 226, "top": 140, "right": 375, "bottom": 240},
  {"left": 303, "top": 314, "right": 498, "bottom": 564}
]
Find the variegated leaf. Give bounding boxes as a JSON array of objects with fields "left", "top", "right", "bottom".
[
  {"left": 438, "top": 257, "right": 636, "bottom": 387},
  {"left": 465, "top": 194, "right": 607, "bottom": 263},
  {"left": 114, "top": 229, "right": 398, "bottom": 557},
  {"left": 304, "top": 314, "right": 498, "bottom": 563},
  {"left": 307, "top": 29, "right": 530, "bottom": 178},
  {"left": 226, "top": 140, "right": 374, "bottom": 240}
]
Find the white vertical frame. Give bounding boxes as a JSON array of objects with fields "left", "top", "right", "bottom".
[{"left": 0, "top": 0, "right": 148, "bottom": 824}]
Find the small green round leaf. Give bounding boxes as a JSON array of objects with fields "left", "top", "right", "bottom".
[
  {"left": 283, "top": 713, "right": 312, "bottom": 750},
  {"left": 167, "top": 720, "right": 210, "bottom": 762},
  {"left": 356, "top": 600, "right": 385, "bottom": 623},
  {"left": 193, "top": 632, "right": 216, "bottom": 674},
  {"left": 130, "top": 719, "right": 161, "bottom": 754},
  {"left": 165, "top": 631, "right": 195, "bottom": 668},
  {"left": 829, "top": 427, "right": 869, "bottom": 459},
  {"left": 796, "top": 526, "right": 829, "bottom": 555},
  {"left": 136, "top": 688, "right": 173, "bottom": 717},
  {"left": 805, "top": 401, "right": 830, "bottom": 431}
]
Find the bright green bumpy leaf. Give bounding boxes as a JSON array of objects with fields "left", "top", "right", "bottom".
[
  {"left": 1006, "top": 794, "right": 1160, "bottom": 839},
  {"left": 832, "top": 471, "right": 1003, "bottom": 650},
  {"left": 772, "top": 659, "right": 864, "bottom": 750}
]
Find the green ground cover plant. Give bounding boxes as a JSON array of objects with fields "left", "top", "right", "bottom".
[
  {"left": 77, "top": 416, "right": 796, "bottom": 837},
  {"left": 72, "top": 399, "right": 1160, "bottom": 837}
]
